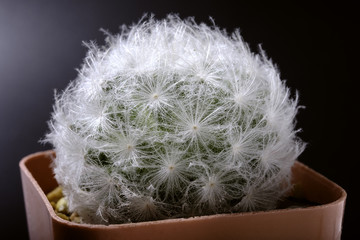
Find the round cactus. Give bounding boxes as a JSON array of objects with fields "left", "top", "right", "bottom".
[{"left": 45, "top": 15, "right": 305, "bottom": 224}]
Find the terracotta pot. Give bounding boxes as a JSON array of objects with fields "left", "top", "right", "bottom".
[{"left": 20, "top": 150, "right": 346, "bottom": 240}]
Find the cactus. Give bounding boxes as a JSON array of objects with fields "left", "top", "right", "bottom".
[{"left": 45, "top": 15, "right": 305, "bottom": 224}]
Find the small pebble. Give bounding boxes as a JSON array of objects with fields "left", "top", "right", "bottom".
[
  {"left": 56, "top": 197, "right": 68, "bottom": 214},
  {"left": 56, "top": 212, "right": 69, "bottom": 221},
  {"left": 47, "top": 186, "right": 63, "bottom": 202},
  {"left": 70, "top": 212, "right": 83, "bottom": 223},
  {"left": 50, "top": 201, "right": 56, "bottom": 209}
]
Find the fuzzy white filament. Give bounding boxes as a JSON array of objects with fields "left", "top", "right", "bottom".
[{"left": 45, "top": 14, "right": 305, "bottom": 224}]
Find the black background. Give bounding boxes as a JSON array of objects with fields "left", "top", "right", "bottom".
[{"left": 0, "top": 1, "right": 356, "bottom": 239}]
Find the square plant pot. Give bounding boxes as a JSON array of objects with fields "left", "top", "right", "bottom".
[{"left": 20, "top": 150, "right": 346, "bottom": 240}]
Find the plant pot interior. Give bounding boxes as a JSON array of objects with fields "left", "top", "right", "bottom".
[{"left": 20, "top": 151, "right": 346, "bottom": 240}]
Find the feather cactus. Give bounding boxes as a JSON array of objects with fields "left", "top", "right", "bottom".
[{"left": 45, "top": 15, "right": 305, "bottom": 224}]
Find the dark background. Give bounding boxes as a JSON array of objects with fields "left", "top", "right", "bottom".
[{"left": 0, "top": 1, "right": 356, "bottom": 239}]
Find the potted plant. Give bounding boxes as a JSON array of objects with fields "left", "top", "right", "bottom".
[{"left": 20, "top": 15, "right": 346, "bottom": 240}]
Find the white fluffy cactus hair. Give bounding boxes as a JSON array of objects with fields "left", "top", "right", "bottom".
[{"left": 45, "top": 14, "right": 305, "bottom": 224}]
